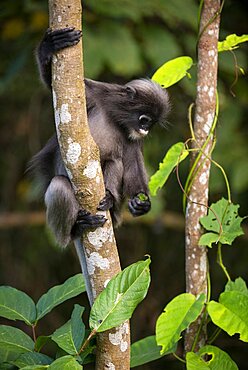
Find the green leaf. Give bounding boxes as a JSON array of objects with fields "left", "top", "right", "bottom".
[
  {"left": 208, "top": 291, "right": 248, "bottom": 342},
  {"left": 186, "top": 345, "right": 238, "bottom": 370},
  {"left": 152, "top": 56, "right": 193, "bottom": 88},
  {"left": 186, "top": 351, "right": 209, "bottom": 370},
  {"left": 225, "top": 277, "right": 248, "bottom": 295},
  {"left": 198, "top": 233, "right": 219, "bottom": 248},
  {"left": 156, "top": 293, "right": 205, "bottom": 354},
  {"left": 14, "top": 352, "right": 53, "bottom": 368},
  {"left": 218, "top": 34, "right": 248, "bottom": 52},
  {"left": 130, "top": 335, "right": 174, "bottom": 368},
  {"left": 34, "top": 336, "right": 51, "bottom": 353},
  {"left": 0, "top": 325, "right": 34, "bottom": 355},
  {"left": 20, "top": 366, "right": 48, "bottom": 370},
  {"left": 199, "top": 198, "right": 245, "bottom": 247},
  {"left": 0, "top": 286, "right": 36, "bottom": 325},
  {"left": 89, "top": 259, "right": 151, "bottom": 332},
  {"left": 51, "top": 305, "right": 85, "bottom": 355},
  {"left": 149, "top": 142, "right": 189, "bottom": 196},
  {"left": 36, "top": 274, "right": 85, "bottom": 321},
  {"left": 48, "top": 355, "right": 82, "bottom": 369}
]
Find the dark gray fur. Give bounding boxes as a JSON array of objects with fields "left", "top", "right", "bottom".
[{"left": 31, "top": 28, "right": 170, "bottom": 248}]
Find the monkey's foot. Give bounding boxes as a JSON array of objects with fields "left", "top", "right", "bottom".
[
  {"left": 97, "top": 190, "right": 114, "bottom": 211},
  {"left": 128, "top": 193, "right": 151, "bottom": 217},
  {"left": 45, "top": 27, "right": 82, "bottom": 53},
  {"left": 71, "top": 210, "right": 107, "bottom": 239}
]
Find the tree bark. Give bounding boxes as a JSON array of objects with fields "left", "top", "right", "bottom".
[
  {"left": 185, "top": 0, "right": 220, "bottom": 352},
  {"left": 48, "top": 0, "right": 130, "bottom": 368}
]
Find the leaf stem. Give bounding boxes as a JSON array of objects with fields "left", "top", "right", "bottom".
[
  {"left": 78, "top": 329, "right": 97, "bottom": 355},
  {"left": 173, "top": 352, "right": 186, "bottom": 364},
  {"left": 208, "top": 327, "right": 222, "bottom": 344},
  {"left": 217, "top": 243, "right": 231, "bottom": 281},
  {"left": 32, "top": 324, "right": 37, "bottom": 343}
]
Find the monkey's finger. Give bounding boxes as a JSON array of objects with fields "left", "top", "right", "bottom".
[
  {"left": 130, "top": 197, "right": 151, "bottom": 211},
  {"left": 128, "top": 200, "right": 150, "bottom": 217}
]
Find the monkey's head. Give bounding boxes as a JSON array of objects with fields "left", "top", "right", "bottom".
[
  {"left": 86, "top": 78, "right": 170, "bottom": 141},
  {"left": 110, "top": 79, "right": 170, "bottom": 141}
]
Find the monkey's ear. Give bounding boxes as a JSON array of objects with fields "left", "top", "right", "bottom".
[{"left": 125, "top": 85, "right": 136, "bottom": 99}]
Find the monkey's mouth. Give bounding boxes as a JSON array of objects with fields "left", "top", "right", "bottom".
[{"left": 138, "top": 128, "right": 149, "bottom": 137}]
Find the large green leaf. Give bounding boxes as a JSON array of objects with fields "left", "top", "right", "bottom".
[
  {"left": 0, "top": 286, "right": 36, "bottom": 325},
  {"left": 51, "top": 305, "right": 85, "bottom": 355},
  {"left": 186, "top": 345, "right": 238, "bottom": 370},
  {"left": 36, "top": 274, "right": 85, "bottom": 321},
  {"left": 130, "top": 335, "right": 174, "bottom": 368},
  {"left": 14, "top": 352, "right": 53, "bottom": 368},
  {"left": 208, "top": 291, "right": 248, "bottom": 342},
  {"left": 225, "top": 277, "right": 248, "bottom": 295},
  {"left": 152, "top": 56, "right": 193, "bottom": 88},
  {"left": 48, "top": 355, "right": 82, "bottom": 370},
  {"left": 156, "top": 293, "right": 205, "bottom": 354},
  {"left": 149, "top": 142, "right": 189, "bottom": 196},
  {"left": 89, "top": 259, "right": 151, "bottom": 332},
  {"left": 218, "top": 34, "right": 248, "bottom": 52},
  {"left": 199, "top": 198, "right": 245, "bottom": 247},
  {"left": 0, "top": 325, "right": 34, "bottom": 355}
]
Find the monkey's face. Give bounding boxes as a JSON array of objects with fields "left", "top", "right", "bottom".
[
  {"left": 123, "top": 79, "right": 170, "bottom": 141},
  {"left": 127, "top": 113, "right": 154, "bottom": 141}
]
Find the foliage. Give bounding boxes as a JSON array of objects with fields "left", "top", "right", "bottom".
[{"left": 0, "top": 260, "right": 151, "bottom": 368}]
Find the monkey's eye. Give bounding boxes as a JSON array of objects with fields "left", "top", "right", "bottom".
[{"left": 139, "top": 114, "right": 152, "bottom": 128}]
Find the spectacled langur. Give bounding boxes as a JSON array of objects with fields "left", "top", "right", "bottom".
[{"left": 31, "top": 27, "right": 170, "bottom": 304}]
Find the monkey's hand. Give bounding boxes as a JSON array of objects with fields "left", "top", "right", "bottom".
[
  {"left": 41, "top": 27, "right": 82, "bottom": 60},
  {"left": 128, "top": 193, "right": 151, "bottom": 217},
  {"left": 97, "top": 190, "right": 114, "bottom": 211},
  {"left": 71, "top": 210, "right": 107, "bottom": 239}
]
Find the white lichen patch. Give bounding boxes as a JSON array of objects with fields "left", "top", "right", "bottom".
[
  {"left": 208, "top": 29, "right": 214, "bottom": 36},
  {"left": 203, "top": 85, "right": 209, "bottom": 92},
  {"left": 109, "top": 323, "right": 129, "bottom": 352},
  {"left": 87, "top": 252, "right": 110, "bottom": 275},
  {"left": 60, "top": 103, "right": 72, "bottom": 124},
  {"left": 66, "top": 141, "right": 81, "bottom": 164},
  {"left": 199, "top": 172, "right": 208, "bottom": 185},
  {"left": 106, "top": 362, "right": 115, "bottom": 370},
  {"left": 200, "top": 253, "right": 207, "bottom": 272},
  {"left": 208, "top": 86, "right": 215, "bottom": 99},
  {"left": 208, "top": 49, "right": 215, "bottom": 57},
  {"left": 87, "top": 226, "right": 114, "bottom": 249},
  {"left": 83, "top": 160, "right": 100, "bottom": 179},
  {"left": 52, "top": 89, "right": 57, "bottom": 109}
]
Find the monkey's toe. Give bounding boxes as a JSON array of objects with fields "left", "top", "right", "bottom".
[
  {"left": 97, "top": 190, "right": 114, "bottom": 211},
  {"left": 71, "top": 211, "right": 107, "bottom": 238}
]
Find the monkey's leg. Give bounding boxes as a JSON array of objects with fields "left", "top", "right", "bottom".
[{"left": 45, "top": 176, "right": 106, "bottom": 246}]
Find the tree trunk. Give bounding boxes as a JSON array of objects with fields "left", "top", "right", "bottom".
[
  {"left": 185, "top": 0, "right": 220, "bottom": 352},
  {"left": 48, "top": 0, "right": 130, "bottom": 368}
]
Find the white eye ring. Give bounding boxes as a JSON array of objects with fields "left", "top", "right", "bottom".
[{"left": 139, "top": 114, "right": 152, "bottom": 124}]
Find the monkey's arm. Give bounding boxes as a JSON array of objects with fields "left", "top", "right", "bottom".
[
  {"left": 123, "top": 143, "right": 151, "bottom": 217},
  {"left": 37, "top": 28, "right": 82, "bottom": 88},
  {"left": 97, "top": 159, "right": 124, "bottom": 225},
  {"left": 45, "top": 175, "right": 106, "bottom": 246}
]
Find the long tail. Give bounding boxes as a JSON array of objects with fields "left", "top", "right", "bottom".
[{"left": 74, "top": 238, "right": 94, "bottom": 307}]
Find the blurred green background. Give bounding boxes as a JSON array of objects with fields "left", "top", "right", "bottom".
[{"left": 0, "top": 0, "right": 247, "bottom": 369}]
